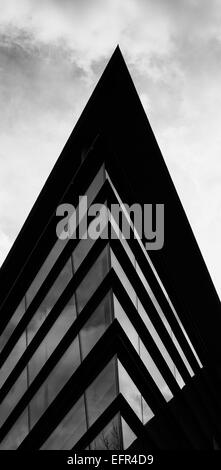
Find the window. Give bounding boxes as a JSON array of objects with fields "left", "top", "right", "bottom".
[
  {"left": 41, "top": 396, "right": 87, "bottom": 450},
  {"left": 76, "top": 246, "right": 110, "bottom": 314},
  {"left": 0, "top": 410, "right": 29, "bottom": 450},
  {"left": 29, "top": 337, "right": 80, "bottom": 429},
  {"left": 85, "top": 359, "right": 117, "bottom": 427},
  {"left": 27, "top": 258, "right": 73, "bottom": 346},
  {"left": 118, "top": 361, "right": 154, "bottom": 425},
  {"left": 114, "top": 296, "right": 173, "bottom": 404},
  {"left": 89, "top": 414, "right": 122, "bottom": 450},
  {"left": 28, "top": 294, "right": 76, "bottom": 384},
  {"left": 0, "top": 298, "right": 25, "bottom": 354},
  {"left": 26, "top": 165, "right": 105, "bottom": 308},
  {"left": 0, "top": 369, "right": 28, "bottom": 428},
  {"left": 121, "top": 417, "right": 137, "bottom": 449},
  {"left": 80, "top": 292, "right": 113, "bottom": 359},
  {"left": 0, "top": 332, "right": 27, "bottom": 389}
]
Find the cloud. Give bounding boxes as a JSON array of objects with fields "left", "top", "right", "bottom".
[{"left": 0, "top": 0, "right": 220, "bottom": 298}]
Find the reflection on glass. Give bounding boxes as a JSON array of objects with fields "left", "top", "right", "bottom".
[
  {"left": 139, "top": 341, "right": 173, "bottom": 403},
  {"left": 114, "top": 296, "right": 173, "bottom": 404},
  {"left": 28, "top": 297, "right": 76, "bottom": 384},
  {"left": 80, "top": 292, "right": 113, "bottom": 360},
  {"left": 41, "top": 396, "right": 86, "bottom": 450},
  {"left": 113, "top": 296, "right": 139, "bottom": 352},
  {"left": 86, "top": 358, "right": 117, "bottom": 427},
  {"left": 90, "top": 414, "right": 122, "bottom": 450},
  {"left": 76, "top": 246, "right": 110, "bottom": 314},
  {"left": 107, "top": 170, "right": 201, "bottom": 371},
  {"left": 118, "top": 361, "right": 142, "bottom": 421},
  {"left": 137, "top": 299, "right": 185, "bottom": 388},
  {"left": 0, "top": 369, "right": 28, "bottom": 428},
  {"left": 108, "top": 210, "right": 136, "bottom": 266},
  {"left": 111, "top": 243, "right": 185, "bottom": 390},
  {"left": 0, "top": 298, "right": 25, "bottom": 354},
  {"left": 26, "top": 165, "right": 105, "bottom": 309},
  {"left": 0, "top": 332, "right": 26, "bottom": 389},
  {"left": 121, "top": 417, "right": 136, "bottom": 449},
  {"left": 72, "top": 234, "right": 95, "bottom": 273},
  {"left": 110, "top": 250, "right": 136, "bottom": 305},
  {"left": 27, "top": 258, "right": 73, "bottom": 346},
  {"left": 118, "top": 361, "right": 154, "bottom": 425},
  {"left": 0, "top": 410, "right": 28, "bottom": 450},
  {"left": 29, "top": 337, "right": 80, "bottom": 429},
  {"left": 26, "top": 239, "right": 67, "bottom": 307}
]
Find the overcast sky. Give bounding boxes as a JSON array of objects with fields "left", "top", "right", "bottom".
[{"left": 0, "top": 0, "right": 220, "bottom": 299}]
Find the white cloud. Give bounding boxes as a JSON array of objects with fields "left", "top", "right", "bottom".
[{"left": 0, "top": 0, "right": 220, "bottom": 298}]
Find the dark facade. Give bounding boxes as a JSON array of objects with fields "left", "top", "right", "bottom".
[{"left": 0, "top": 47, "right": 221, "bottom": 450}]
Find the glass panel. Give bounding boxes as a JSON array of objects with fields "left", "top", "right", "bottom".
[
  {"left": 118, "top": 361, "right": 142, "bottom": 422},
  {"left": 0, "top": 369, "right": 28, "bottom": 428},
  {"left": 113, "top": 296, "right": 139, "bottom": 353},
  {"left": 72, "top": 236, "right": 95, "bottom": 273},
  {"left": 118, "top": 361, "right": 154, "bottom": 425},
  {"left": 83, "top": 165, "right": 105, "bottom": 211},
  {"left": 73, "top": 207, "right": 108, "bottom": 271},
  {"left": 0, "top": 410, "right": 29, "bottom": 450},
  {"left": 80, "top": 292, "right": 113, "bottom": 360},
  {"left": 86, "top": 358, "right": 117, "bottom": 427},
  {"left": 28, "top": 296, "right": 76, "bottom": 384},
  {"left": 41, "top": 396, "right": 87, "bottom": 450},
  {"left": 121, "top": 417, "right": 137, "bottom": 449},
  {"left": 29, "top": 337, "right": 80, "bottom": 429},
  {"left": 26, "top": 239, "right": 67, "bottom": 307},
  {"left": 114, "top": 297, "right": 173, "bottom": 403},
  {"left": 0, "top": 298, "right": 25, "bottom": 354},
  {"left": 139, "top": 341, "right": 173, "bottom": 402},
  {"left": 108, "top": 210, "right": 136, "bottom": 266},
  {"left": 76, "top": 246, "right": 110, "bottom": 314},
  {"left": 111, "top": 242, "right": 185, "bottom": 389},
  {"left": 137, "top": 300, "right": 185, "bottom": 389},
  {"left": 107, "top": 170, "right": 202, "bottom": 370},
  {"left": 27, "top": 258, "right": 73, "bottom": 346},
  {"left": 0, "top": 332, "right": 27, "bottom": 389},
  {"left": 26, "top": 165, "right": 105, "bottom": 308},
  {"left": 110, "top": 250, "right": 137, "bottom": 305},
  {"left": 90, "top": 414, "right": 122, "bottom": 450}
]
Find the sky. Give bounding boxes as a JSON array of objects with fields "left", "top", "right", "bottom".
[{"left": 0, "top": 0, "right": 220, "bottom": 299}]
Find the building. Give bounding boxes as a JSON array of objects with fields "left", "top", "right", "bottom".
[{"left": 0, "top": 47, "right": 221, "bottom": 451}]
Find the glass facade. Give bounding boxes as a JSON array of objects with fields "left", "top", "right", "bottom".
[
  {"left": 0, "top": 155, "right": 205, "bottom": 451},
  {"left": 89, "top": 414, "right": 122, "bottom": 450}
]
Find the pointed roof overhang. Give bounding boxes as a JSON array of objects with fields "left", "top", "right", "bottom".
[{"left": 0, "top": 46, "right": 220, "bottom": 364}]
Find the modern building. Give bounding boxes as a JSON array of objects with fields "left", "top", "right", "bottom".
[{"left": 0, "top": 47, "right": 220, "bottom": 451}]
